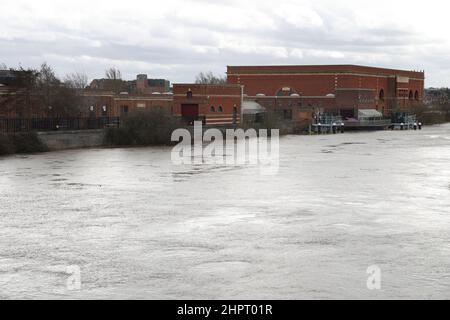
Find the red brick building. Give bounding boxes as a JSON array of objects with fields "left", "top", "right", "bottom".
[
  {"left": 83, "top": 92, "right": 173, "bottom": 117},
  {"left": 172, "top": 84, "right": 242, "bottom": 125},
  {"left": 2, "top": 65, "right": 426, "bottom": 128},
  {"left": 227, "top": 65, "right": 425, "bottom": 118}
]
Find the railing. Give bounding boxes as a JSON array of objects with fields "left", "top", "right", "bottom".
[
  {"left": 344, "top": 119, "right": 392, "bottom": 127},
  {"left": 313, "top": 115, "right": 343, "bottom": 125},
  {"left": 0, "top": 117, "right": 121, "bottom": 133}
]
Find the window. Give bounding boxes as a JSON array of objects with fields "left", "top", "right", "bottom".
[
  {"left": 409, "top": 91, "right": 414, "bottom": 100},
  {"left": 379, "top": 89, "right": 385, "bottom": 101},
  {"left": 415, "top": 91, "right": 420, "bottom": 101},
  {"left": 276, "top": 87, "right": 295, "bottom": 96},
  {"left": 218, "top": 106, "right": 223, "bottom": 113},
  {"left": 210, "top": 106, "right": 216, "bottom": 112},
  {"left": 187, "top": 90, "right": 193, "bottom": 99},
  {"left": 121, "top": 105, "right": 129, "bottom": 114}
]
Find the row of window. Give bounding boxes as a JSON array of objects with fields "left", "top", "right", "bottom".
[
  {"left": 408, "top": 90, "right": 420, "bottom": 100},
  {"left": 379, "top": 89, "right": 420, "bottom": 101},
  {"left": 210, "top": 106, "right": 224, "bottom": 113},
  {"left": 89, "top": 105, "right": 108, "bottom": 116}
]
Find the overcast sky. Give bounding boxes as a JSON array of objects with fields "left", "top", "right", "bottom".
[{"left": 1, "top": 0, "right": 449, "bottom": 87}]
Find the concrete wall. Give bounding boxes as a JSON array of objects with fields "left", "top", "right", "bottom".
[{"left": 37, "top": 130, "right": 105, "bottom": 151}]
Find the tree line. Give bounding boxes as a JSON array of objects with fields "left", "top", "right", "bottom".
[{"left": 0, "top": 64, "right": 124, "bottom": 118}]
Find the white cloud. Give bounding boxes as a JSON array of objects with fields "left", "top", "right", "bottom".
[
  {"left": 275, "top": 4, "right": 324, "bottom": 29},
  {"left": 0, "top": 0, "right": 449, "bottom": 86}
]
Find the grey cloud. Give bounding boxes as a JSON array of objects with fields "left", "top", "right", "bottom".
[{"left": 0, "top": 0, "right": 448, "bottom": 86}]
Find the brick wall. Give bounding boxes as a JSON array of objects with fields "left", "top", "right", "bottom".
[
  {"left": 173, "top": 84, "right": 242, "bottom": 125},
  {"left": 227, "top": 65, "right": 425, "bottom": 116}
]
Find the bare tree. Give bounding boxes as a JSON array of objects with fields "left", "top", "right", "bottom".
[
  {"left": 105, "top": 67, "right": 122, "bottom": 80},
  {"left": 51, "top": 85, "right": 83, "bottom": 117},
  {"left": 64, "top": 72, "right": 88, "bottom": 90},
  {"left": 0, "top": 67, "right": 40, "bottom": 117},
  {"left": 0, "top": 63, "right": 7, "bottom": 70},
  {"left": 195, "top": 71, "right": 227, "bottom": 85},
  {"left": 36, "top": 63, "right": 60, "bottom": 109},
  {"left": 34, "top": 63, "right": 83, "bottom": 117},
  {"left": 103, "top": 67, "right": 128, "bottom": 94},
  {"left": 1, "top": 63, "right": 84, "bottom": 118}
]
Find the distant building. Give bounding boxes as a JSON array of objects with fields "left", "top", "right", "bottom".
[
  {"left": 0, "top": 70, "right": 18, "bottom": 87},
  {"left": 424, "top": 88, "right": 450, "bottom": 105},
  {"left": 88, "top": 74, "right": 171, "bottom": 95},
  {"left": 87, "top": 78, "right": 129, "bottom": 93},
  {"left": 134, "top": 74, "right": 171, "bottom": 94}
]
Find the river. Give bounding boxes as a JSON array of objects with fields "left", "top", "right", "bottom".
[{"left": 1, "top": 124, "right": 450, "bottom": 299}]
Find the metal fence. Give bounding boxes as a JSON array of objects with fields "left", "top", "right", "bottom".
[
  {"left": 313, "top": 114, "right": 343, "bottom": 125},
  {"left": 0, "top": 117, "right": 121, "bottom": 133},
  {"left": 344, "top": 119, "right": 392, "bottom": 128}
]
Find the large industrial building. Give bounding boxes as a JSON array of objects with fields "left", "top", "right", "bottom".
[{"left": 227, "top": 65, "right": 425, "bottom": 118}]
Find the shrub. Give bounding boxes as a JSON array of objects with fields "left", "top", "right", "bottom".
[
  {"left": 105, "top": 109, "right": 182, "bottom": 146},
  {"left": 0, "top": 132, "right": 48, "bottom": 155},
  {"left": 11, "top": 132, "right": 48, "bottom": 154},
  {"left": 0, "top": 134, "right": 15, "bottom": 155},
  {"left": 104, "top": 127, "right": 132, "bottom": 146}
]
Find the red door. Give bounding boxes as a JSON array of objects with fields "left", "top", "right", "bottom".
[{"left": 181, "top": 104, "right": 199, "bottom": 118}]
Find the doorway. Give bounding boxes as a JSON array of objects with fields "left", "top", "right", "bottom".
[{"left": 181, "top": 104, "right": 199, "bottom": 125}]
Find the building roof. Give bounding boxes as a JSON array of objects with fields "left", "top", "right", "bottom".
[
  {"left": 358, "top": 109, "right": 383, "bottom": 118},
  {"left": 242, "top": 101, "right": 266, "bottom": 115},
  {"left": 227, "top": 64, "right": 425, "bottom": 79}
]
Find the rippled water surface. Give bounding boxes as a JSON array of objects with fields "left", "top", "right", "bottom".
[{"left": 1, "top": 124, "right": 450, "bottom": 299}]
